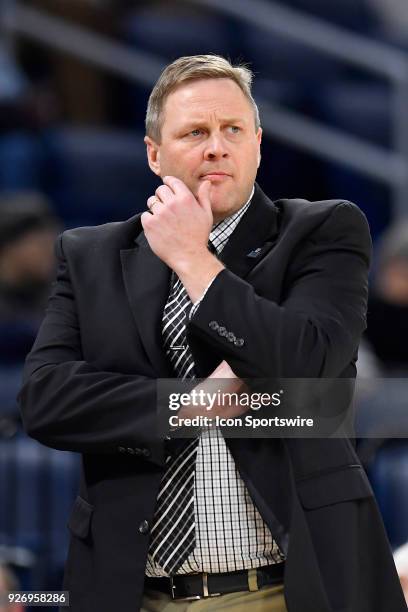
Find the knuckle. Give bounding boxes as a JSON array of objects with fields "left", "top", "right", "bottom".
[{"left": 180, "top": 194, "right": 192, "bottom": 206}]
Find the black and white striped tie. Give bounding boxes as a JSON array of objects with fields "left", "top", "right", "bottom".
[
  {"left": 162, "top": 275, "right": 197, "bottom": 381},
  {"left": 148, "top": 272, "right": 200, "bottom": 574}
]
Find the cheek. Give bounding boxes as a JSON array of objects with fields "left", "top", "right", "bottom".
[
  {"left": 162, "top": 148, "right": 200, "bottom": 174},
  {"left": 246, "top": 149, "right": 261, "bottom": 175}
]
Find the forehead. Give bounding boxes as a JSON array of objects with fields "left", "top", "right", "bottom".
[{"left": 162, "top": 78, "right": 253, "bottom": 124}]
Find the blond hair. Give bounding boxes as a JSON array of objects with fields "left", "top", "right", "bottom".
[{"left": 145, "top": 54, "right": 260, "bottom": 143}]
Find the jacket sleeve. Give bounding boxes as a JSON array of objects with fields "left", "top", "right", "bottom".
[
  {"left": 18, "top": 234, "right": 165, "bottom": 466},
  {"left": 187, "top": 201, "right": 371, "bottom": 380}
]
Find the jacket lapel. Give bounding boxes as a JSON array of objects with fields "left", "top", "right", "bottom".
[
  {"left": 121, "top": 220, "right": 173, "bottom": 376},
  {"left": 218, "top": 183, "right": 281, "bottom": 277}
]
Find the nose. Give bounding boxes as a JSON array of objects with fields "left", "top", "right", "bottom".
[{"left": 203, "top": 133, "right": 228, "bottom": 161}]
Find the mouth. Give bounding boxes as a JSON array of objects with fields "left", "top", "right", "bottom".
[{"left": 200, "top": 172, "right": 232, "bottom": 181}]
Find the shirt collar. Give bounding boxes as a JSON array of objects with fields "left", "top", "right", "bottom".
[{"left": 209, "top": 185, "right": 255, "bottom": 254}]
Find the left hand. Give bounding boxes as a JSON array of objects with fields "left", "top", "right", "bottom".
[
  {"left": 177, "top": 360, "right": 249, "bottom": 422},
  {"left": 141, "top": 176, "right": 213, "bottom": 270}
]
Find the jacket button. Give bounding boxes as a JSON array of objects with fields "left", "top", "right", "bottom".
[
  {"left": 209, "top": 320, "right": 219, "bottom": 331},
  {"left": 142, "top": 448, "right": 151, "bottom": 458},
  {"left": 127, "top": 447, "right": 135, "bottom": 455},
  {"left": 227, "top": 332, "right": 235, "bottom": 342},
  {"left": 234, "top": 338, "right": 245, "bottom": 347},
  {"left": 139, "top": 520, "right": 149, "bottom": 534},
  {"left": 118, "top": 446, "right": 126, "bottom": 453},
  {"left": 133, "top": 448, "right": 142, "bottom": 456},
  {"left": 217, "top": 326, "right": 227, "bottom": 337}
]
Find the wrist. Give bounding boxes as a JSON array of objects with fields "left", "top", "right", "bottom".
[
  {"left": 172, "top": 247, "right": 214, "bottom": 276},
  {"left": 173, "top": 251, "right": 224, "bottom": 303}
]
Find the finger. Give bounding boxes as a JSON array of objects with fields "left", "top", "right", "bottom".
[
  {"left": 155, "top": 184, "right": 173, "bottom": 203},
  {"left": 197, "top": 179, "right": 212, "bottom": 213},
  {"left": 141, "top": 210, "right": 153, "bottom": 228},
  {"left": 147, "top": 195, "right": 164, "bottom": 212},
  {"left": 162, "top": 175, "right": 192, "bottom": 196}
]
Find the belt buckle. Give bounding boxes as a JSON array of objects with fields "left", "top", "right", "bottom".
[
  {"left": 170, "top": 573, "right": 221, "bottom": 600},
  {"left": 170, "top": 575, "right": 201, "bottom": 601},
  {"left": 202, "top": 572, "right": 221, "bottom": 598}
]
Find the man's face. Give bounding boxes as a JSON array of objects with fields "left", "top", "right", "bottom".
[{"left": 145, "top": 78, "right": 262, "bottom": 223}]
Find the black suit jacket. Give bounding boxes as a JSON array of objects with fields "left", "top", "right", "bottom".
[{"left": 19, "top": 184, "right": 406, "bottom": 611}]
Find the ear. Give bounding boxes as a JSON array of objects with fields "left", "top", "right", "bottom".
[
  {"left": 256, "top": 127, "right": 262, "bottom": 168},
  {"left": 144, "top": 136, "right": 161, "bottom": 176}
]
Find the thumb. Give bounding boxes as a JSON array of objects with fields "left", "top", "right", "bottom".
[{"left": 197, "top": 179, "right": 212, "bottom": 214}]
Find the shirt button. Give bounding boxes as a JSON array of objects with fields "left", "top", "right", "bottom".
[{"left": 139, "top": 520, "right": 149, "bottom": 534}]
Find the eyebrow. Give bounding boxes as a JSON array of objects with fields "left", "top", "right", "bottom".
[{"left": 178, "top": 118, "right": 247, "bottom": 130}]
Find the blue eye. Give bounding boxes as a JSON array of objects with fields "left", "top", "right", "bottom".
[
  {"left": 229, "top": 126, "right": 241, "bottom": 133},
  {"left": 191, "top": 129, "right": 202, "bottom": 136}
]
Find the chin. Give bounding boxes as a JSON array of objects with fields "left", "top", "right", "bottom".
[{"left": 212, "top": 203, "right": 238, "bottom": 222}]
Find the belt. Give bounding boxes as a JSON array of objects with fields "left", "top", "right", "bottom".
[{"left": 145, "top": 563, "right": 285, "bottom": 600}]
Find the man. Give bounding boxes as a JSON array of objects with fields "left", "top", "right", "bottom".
[
  {"left": 0, "top": 563, "right": 24, "bottom": 612},
  {"left": 0, "top": 192, "right": 59, "bottom": 364},
  {"left": 19, "top": 55, "right": 406, "bottom": 611}
]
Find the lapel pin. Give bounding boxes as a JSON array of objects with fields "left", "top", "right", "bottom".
[{"left": 247, "top": 247, "right": 263, "bottom": 258}]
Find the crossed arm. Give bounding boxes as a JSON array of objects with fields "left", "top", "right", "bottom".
[{"left": 19, "top": 178, "right": 371, "bottom": 464}]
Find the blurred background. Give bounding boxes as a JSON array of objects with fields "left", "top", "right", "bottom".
[{"left": 0, "top": 0, "right": 408, "bottom": 608}]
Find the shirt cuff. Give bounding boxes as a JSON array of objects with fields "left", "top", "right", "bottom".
[{"left": 189, "top": 276, "right": 218, "bottom": 320}]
